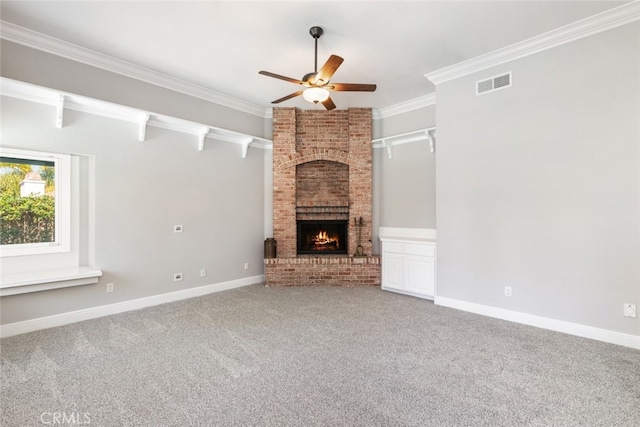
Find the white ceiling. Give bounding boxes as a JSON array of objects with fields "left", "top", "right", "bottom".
[{"left": 0, "top": 1, "right": 630, "bottom": 114}]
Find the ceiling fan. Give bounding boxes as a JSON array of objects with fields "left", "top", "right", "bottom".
[{"left": 259, "top": 26, "right": 376, "bottom": 110}]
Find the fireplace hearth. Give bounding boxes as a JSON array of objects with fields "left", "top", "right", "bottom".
[{"left": 297, "top": 220, "right": 348, "bottom": 255}]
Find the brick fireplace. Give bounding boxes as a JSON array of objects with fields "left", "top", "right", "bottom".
[{"left": 264, "top": 107, "right": 380, "bottom": 286}]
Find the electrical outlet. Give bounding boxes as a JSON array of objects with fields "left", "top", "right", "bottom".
[
  {"left": 106, "top": 283, "right": 114, "bottom": 293},
  {"left": 504, "top": 286, "right": 512, "bottom": 297},
  {"left": 173, "top": 273, "right": 183, "bottom": 282},
  {"left": 200, "top": 268, "right": 206, "bottom": 277},
  {"left": 173, "top": 225, "right": 183, "bottom": 233},
  {"left": 244, "top": 262, "right": 249, "bottom": 270},
  {"left": 624, "top": 303, "right": 636, "bottom": 318}
]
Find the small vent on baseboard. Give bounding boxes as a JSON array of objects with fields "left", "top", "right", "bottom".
[{"left": 476, "top": 72, "right": 512, "bottom": 95}]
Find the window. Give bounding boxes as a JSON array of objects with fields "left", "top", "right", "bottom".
[{"left": 0, "top": 147, "right": 70, "bottom": 257}]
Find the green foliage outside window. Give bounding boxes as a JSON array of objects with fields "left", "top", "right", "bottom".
[
  {"left": 0, "top": 193, "right": 55, "bottom": 244},
  {"left": 0, "top": 160, "right": 56, "bottom": 245}
]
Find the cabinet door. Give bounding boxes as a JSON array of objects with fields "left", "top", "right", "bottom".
[
  {"left": 404, "top": 255, "right": 435, "bottom": 297},
  {"left": 382, "top": 252, "right": 403, "bottom": 291}
]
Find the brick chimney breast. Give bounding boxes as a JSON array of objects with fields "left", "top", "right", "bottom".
[{"left": 267, "top": 107, "right": 378, "bottom": 287}]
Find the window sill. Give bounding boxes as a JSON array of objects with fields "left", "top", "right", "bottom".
[{"left": 0, "top": 267, "right": 102, "bottom": 296}]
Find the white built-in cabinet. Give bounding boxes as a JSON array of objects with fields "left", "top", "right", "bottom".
[{"left": 379, "top": 227, "right": 436, "bottom": 300}]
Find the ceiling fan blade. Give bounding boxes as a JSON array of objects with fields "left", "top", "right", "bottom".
[
  {"left": 271, "top": 90, "right": 304, "bottom": 104},
  {"left": 321, "top": 96, "right": 336, "bottom": 111},
  {"left": 314, "top": 55, "right": 344, "bottom": 85},
  {"left": 259, "top": 71, "right": 304, "bottom": 85},
  {"left": 329, "top": 83, "right": 377, "bottom": 92}
]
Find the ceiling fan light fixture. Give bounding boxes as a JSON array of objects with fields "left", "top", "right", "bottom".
[
  {"left": 259, "top": 26, "right": 375, "bottom": 110},
  {"left": 303, "top": 87, "right": 330, "bottom": 103}
]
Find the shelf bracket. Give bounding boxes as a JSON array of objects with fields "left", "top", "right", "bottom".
[
  {"left": 138, "top": 114, "right": 150, "bottom": 141},
  {"left": 382, "top": 139, "right": 393, "bottom": 160},
  {"left": 428, "top": 130, "right": 436, "bottom": 153},
  {"left": 198, "top": 127, "right": 209, "bottom": 151},
  {"left": 55, "top": 95, "right": 65, "bottom": 129},
  {"left": 241, "top": 137, "right": 253, "bottom": 159}
]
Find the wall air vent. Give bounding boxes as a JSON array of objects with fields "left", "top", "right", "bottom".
[{"left": 476, "top": 72, "right": 512, "bottom": 95}]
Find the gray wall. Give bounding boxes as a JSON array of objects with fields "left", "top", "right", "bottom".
[
  {"left": 375, "top": 106, "right": 435, "bottom": 137},
  {"left": 435, "top": 22, "right": 640, "bottom": 336},
  {"left": 375, "top": 138, "right": 436, "bottom": 229},
  {"left": 1, "top": 40, "right": 269, "bottom": 325},
  {"left": 371, "top": 105, "right": 437, "bottom": 254},
  {"left": 0, "top": 97, "right": 266, "bottom": 325}
]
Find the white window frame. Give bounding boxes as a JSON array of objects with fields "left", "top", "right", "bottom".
[{"left": 0, "top": 147, "right": 71, "bottom": 257}]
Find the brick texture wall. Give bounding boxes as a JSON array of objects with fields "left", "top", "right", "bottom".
[
  {"left": 346, "top": 108, "right": 373, "bottom": 257},
  {"left": 296, "top": 110, "right": 349, "bottom": 152},
  {"left": 272, "top": 107, "right": 373, "bottom": 257},
  {"left": 268, "top": 106, "right": 377, "bottom": 287},
  {"left": 296, "top": 161, "right": 349, "bottom": 208},
  {"left": 272, "top": 108, "right": 298, "bottom": 258},
  {"left": 265, "top": 257, "right": 380, "bottom": 287}
]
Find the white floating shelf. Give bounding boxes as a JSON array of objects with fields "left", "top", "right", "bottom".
[{"left": 0, "top": 77, "right": 272, "bottom": 157}]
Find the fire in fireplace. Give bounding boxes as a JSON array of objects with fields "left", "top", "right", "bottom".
[{"left": 297, "top": 220, "right": 348, "bottom": 255}]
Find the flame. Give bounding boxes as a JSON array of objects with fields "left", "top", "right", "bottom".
[{"left": 312, "top": 230, "right": 338, "bottom": 248}]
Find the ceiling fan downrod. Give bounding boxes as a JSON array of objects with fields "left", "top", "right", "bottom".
[{"left": 309, "top": 26, "right": 323, "bottom": 73}]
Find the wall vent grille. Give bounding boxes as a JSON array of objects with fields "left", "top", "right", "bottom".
[{"left": 476, "top": 72, "right": 512, "bottom": 95}]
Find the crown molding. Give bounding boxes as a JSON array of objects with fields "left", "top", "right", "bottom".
[
  {"left": 6, "top": 2, "right": 632, "bottom": 121},
  {"left": 0, "top": 19, "right": 438, "bottom": 120},
  {"left": 374, "top": 93, "right": 436, "bottom": 119},
  {"left": 425, "top": 1, "right": 640, "bottom": 85},
  {"left": 0, "top": 20, "right": 270, "bottom": 118}
]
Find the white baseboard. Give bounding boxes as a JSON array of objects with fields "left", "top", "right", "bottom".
[
  {"left": 0, "top": 275, "right": 264, "bottom": 338},
  {"left": 382, "top": 285, "right": 434, "bottom": 301},
  {"left": 435, "top": 296, "right": 640, "bottom": 350}
]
